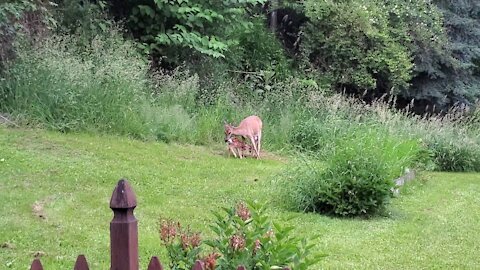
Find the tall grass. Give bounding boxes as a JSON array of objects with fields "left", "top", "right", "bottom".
[
  {"left": 1, "top": 26, "right": 479, "bottom": 172},
  {"left": 0, "top": 29, "right": 150, "bottom": 137}
]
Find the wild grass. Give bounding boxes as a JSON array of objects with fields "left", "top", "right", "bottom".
[
  {"left": 0, "top": 29, "right": 150, "bottom": 137},
  {"left": 1, "top": 27, "right": 479, "bottom": 172}
]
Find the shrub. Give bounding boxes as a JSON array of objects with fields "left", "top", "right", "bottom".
[
  {"left": 159, "top": 219, "right": 202, "bottom": 270},
  {"left": 159, "top": 201, "right": 321, "bottom": 270},
  {"left": 301, "top": 0, "right": 414, "bottom": 92},
  {"left": 279, "top": 129, "right": 422, "bottom": 217},
  {"left": 226, "top": 17, "right": 293, "bottom": 79},
  {"left": 0, "top": 0, "right": 56, "bottom": 74}
]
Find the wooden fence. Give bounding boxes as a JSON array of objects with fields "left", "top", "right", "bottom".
[{"left": 28, "top": 179, "right": 269, "bottom": 270}]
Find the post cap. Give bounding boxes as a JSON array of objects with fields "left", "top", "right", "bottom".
[{"left": 110, "top": 179, "right": 137, "bottom": 209}]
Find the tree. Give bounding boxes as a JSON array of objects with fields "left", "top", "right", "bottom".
[
  {"left": 107, "top": 0, "right": 266, "bottom": 63},
  {"left": 300, "top": 0, "right": 414, "bottom": 93},
  {"left": 402, "top": 0, "right": 480, "bottom": 112}
]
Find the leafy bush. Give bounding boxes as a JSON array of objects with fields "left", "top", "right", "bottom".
[
  {"left": 113, "top": 0, "right": 266, "bottom": 60},
  {"left": 159, "top": 219, "right": 202, "bottom": 270},
  {"left": 301, "top": 0, "right": 414, "bottom": 92},
  {"left": 55, "top": 0, "right": 113, "bottom": 46},
  {"left": 226, "top": 17, "right": 292, "bottom": 78},
  {"left": 159, "top": 201, "right": 321, "bottom": 269},
  {"left": 279, "top": 130, "right": 422, "bottom": 217},
  {"left": 0, "top": 0, "right": 55, "bottom": 70}
]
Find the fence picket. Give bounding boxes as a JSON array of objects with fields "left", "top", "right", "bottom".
[
  {"left": 110, "top": 179, "right": 139, "bottom": 270},
  {"left": 147, "top": 256, "right": 163, "bottom": 270},
  {"left": 30, "top": 259, "right": 43, "bottom": 270},
  {"left": 192, "top": 260, "right": 205, "bottom": 270},
  {"left": 73, "top": 255, "right": 89, "bottom": 270}
]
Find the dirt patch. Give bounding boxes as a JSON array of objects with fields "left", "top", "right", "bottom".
[
  {"left": 1, "top": 242, "right": 15, "bottom": 249},
  {"left": 32, "top": 196, "right": 54, "bottom": 220},
  {"left": 215, "top": 147, "right": 288, "bottom": 162},
  {"left": 32, "top": 251, "right": 46, "bottom": 258}
]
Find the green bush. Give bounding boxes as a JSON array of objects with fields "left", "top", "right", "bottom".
[
  {"left": 226, "top": 17, "right": 292, "bottom": 78},
  {"left": 159, "top": 201, "right": 321, "bottom": 270},
  {"left": 279, "top": 129, "right": 422, "bottom": 217},
  {"left": 0, "top": 0, "right": 55, "bottom": 70},
  {"left": 301, "top": 0, "right": 414, "bottom": 92}
]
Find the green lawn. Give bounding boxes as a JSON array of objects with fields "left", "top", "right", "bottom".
[{"left": 1, "top": 127, "right": 479, "bottom": 269}]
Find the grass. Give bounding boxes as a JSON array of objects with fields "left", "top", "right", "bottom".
[
  {"left": 1, "top": 126, "right": 480, "bottom": 269},
  {"left": 2, "top": 29, "right": 480, "bottom": 175}
]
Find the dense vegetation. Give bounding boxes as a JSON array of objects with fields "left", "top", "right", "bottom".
[
  {"left": 1, "top": 0, "right": 479, "bottom": 218},
  {"left": 0, "top": 1, "right": 480, "bottom": 268}
]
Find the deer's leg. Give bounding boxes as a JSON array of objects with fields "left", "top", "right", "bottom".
[
  {"left": 248, "top": 136, "right": 258, "bottom": 158},
  {"left": 229, "top": 146, "right": 237, "bottom": 158},
  {"left": 256, "top": 131, "right": 262, "bottom": 159}
]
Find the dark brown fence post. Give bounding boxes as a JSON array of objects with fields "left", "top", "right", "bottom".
[
  {"left": 110, "top": 179, "right": 139, "bottom": 270},
  {"left": 74, "top": 255, "right": 89, "bottom": 270},
  {"left": 192, "top": 260, "right": 204, "bottom": 270},
  {"left": 30, "top": 259, "right": 43, "bottom": 270},
  {"left": 147, "top": 256, "right": 163, "bottom": 270}
]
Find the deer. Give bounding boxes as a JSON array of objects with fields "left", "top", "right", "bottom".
[
  {"left": 226, "top": 136, "right": 252, "bottom": 159},
  {"left": 224, "top": 115, "right": 263, "bottom": 159}
]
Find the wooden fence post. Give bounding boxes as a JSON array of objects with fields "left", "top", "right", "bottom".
[
  {"left": 110, "top": 179, "right": 139, "bottom": 270},
  {"left": 192, "top": 260, "right": 204, "bottom": 270},
  {"left": 74, "top": 255, "right": 89, "bottom": 270},
  {"left": 147, "top": 256, "right": 163, "bottom": 270},
  {"left": 30, "top": 259, "right": 43, "bottom": 270}
]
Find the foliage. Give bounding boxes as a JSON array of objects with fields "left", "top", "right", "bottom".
[
  {"left": 206, "top": 201, "right": 321, "bottom": 270},
  {"left": 403, "top": 0, "right": 480, "bottom": 110},
  {"left": 289, "top": 116, "right": 350, "bottom": 154},
  {"left": 159, "top": 219, "right": 202, "bottom": 270},
  {"left": 113, "top": 0, "right": 266, "bottom": 61},
  {"left": 296, "top": 0, "right": 480, "bottom": 112},
  {"left": 279, "top": 129, "right": 422, "bottom": 217},
  {"left": 226, "top": 17, "right": 292, "bottom": 77},
  {"left": 158, "top": 201, "right": 320, "bottom": 270},
  {"left": 0, "top": 29, "right": 149, "bottom": 136},
  {"left": 54, "top": 0, "right": 113, "bottom": 45},
  {"left": 427, "top": 136, "right": 480, "bottom": 172},
  {"left": 0, "top": 0, "right": 56, "bottom": 70},
  {"left": 301, "top": 0, "right": 415, "bottom": 92}
]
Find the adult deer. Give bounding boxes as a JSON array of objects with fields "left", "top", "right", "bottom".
[{"left": 224, "top": 115, "right": 263, "bottom": 159}]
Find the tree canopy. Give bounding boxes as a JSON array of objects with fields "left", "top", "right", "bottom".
[{"left": 2, "top": 0, "right": 480, "bottom": 113}]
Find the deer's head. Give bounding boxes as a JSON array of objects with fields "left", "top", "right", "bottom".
[{"left": 224, "top": 122, "right": 234, "bottom": 142}]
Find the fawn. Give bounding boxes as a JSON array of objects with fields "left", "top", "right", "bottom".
[{"left": 226, "top": 136, "right": 252, "bottom": 159}]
